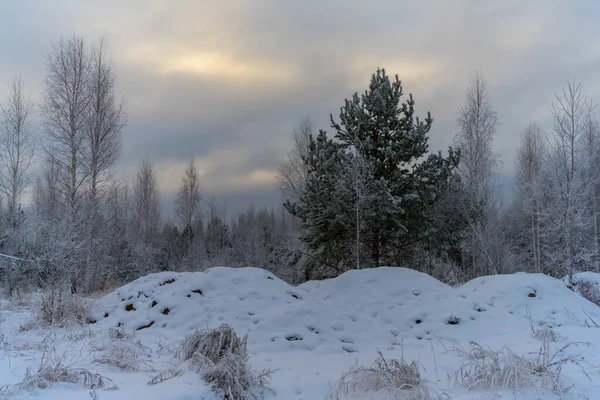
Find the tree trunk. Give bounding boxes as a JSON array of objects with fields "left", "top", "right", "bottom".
[{"left": 356, "top": 199, "right": 360, "bottom": 270}]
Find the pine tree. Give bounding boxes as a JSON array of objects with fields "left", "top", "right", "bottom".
[
  {"left": 330, "top": 68, "right": 458, "bottom": 267},
  {"left": 285, "top": 130, "right": 353, "bottom": 276}
]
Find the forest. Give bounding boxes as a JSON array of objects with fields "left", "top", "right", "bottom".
[{"left": 0, "top": 34, "right": 598, "bottom": 299}]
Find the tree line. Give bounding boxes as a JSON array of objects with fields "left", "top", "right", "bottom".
[
  {"left": 279, "top": 70, "right": 600, "bottom": 283},
  {"left": 0, "top": 35, "right": 598, "bottom": 299}
]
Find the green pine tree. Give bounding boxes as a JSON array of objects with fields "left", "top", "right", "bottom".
[
  {"left": 285, "top": 130, "right": 354, "bottom": 277},
  {"left": 330, "top": 68, "right": 458, "bottom": 266},
  {"left": 287, "top": 68, "right": 459, "bottom": 275}
]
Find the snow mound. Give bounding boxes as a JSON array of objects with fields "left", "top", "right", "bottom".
[
  {"left": 563, "top": 272, "right": 600, "bottom": 308},
  {"left": 94, "top": 267, "right": 600, "bottom": 355},
  {"left": 568, "top": 271, "right": 600, "bottom": 285}
]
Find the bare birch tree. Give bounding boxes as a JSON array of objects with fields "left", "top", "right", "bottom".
[
  {"left": 175, "top": 157, "right": 202, "bottom": 269},
  {"left": 547, "top": 79, "right": 592, "bottom": 280},
  {"left": 340, "top": 150, "right": 374, "bottom": 270},
  {"left": 133, "top": 160, "right": 160, "bottom": 243},
  {"left": 582, "top": 109, "right": 600, "bottom": 272},
  {"left": 0, "top": 76, "right": 35, "bottom": 228},
  {"left": 83, "top": 36, "right": 126, "bottom": 290},
  {"left": 454, "top": 72, "right": 500, "bottom": 276},
  {"left": 515, "top": 123, "right": 545, "bottom": 272},
  {"left": 278, "top": 115, "right": 313, "bottom": 203},
  {"left": 42, "top": 35, "right": 90, "bottom": 222}
]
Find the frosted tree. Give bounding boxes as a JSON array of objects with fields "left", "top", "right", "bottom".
[
  {"left": 42, "top": 35, "right": 90, "bottom": 222},
  {"left": 32, "top": 155, "right": 86, "bottom": 298},
  {"left": 0, "top": 76, "right": 35, "bottom": 229},
  {"left": 515, "top": 123, "right": 545, "bottom": 272},
  {"left": 175, "top": 157, "right": 202, "bottom": 269},
  {"left": 102, "top": 182, "right": 132, "bottom": 286},
  {"left": 131, "top": 160, "right": 161, "bottom": 275},
  {"left": 285, "top": 130, "right": 353, "bottom": 277},
  {"left": 546, "top": 79, "right": 593, "bottom": 279},
  {"left": 205, "top": 197, "right": 231, "bottom": 265},
  {"left": 454, "top": 72, "right": 500, "bottom": 276},
  {"left": 330, "top": 68, "right": 457, "bottom": 267},
  {"left": 581, "top": 108, "right": 600, "bottom": 272},
  {"left": 340, "top": 149, "right": 375, "bottom": 270},
  {"left": 133, "top": 160, "right": 160, "bottom": 242},
  {"left": 0, "top": 76, "right": 35, "bottom": 296},
  {"left": 84, "top": 36, "right": 126, "bottom": 291},
  {"left": 278, "top": 116, "right": 313, "bottom": 203}
]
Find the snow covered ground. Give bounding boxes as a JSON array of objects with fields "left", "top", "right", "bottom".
[{"left": 2, "top": 267, "right": 600, "bottom": 399}]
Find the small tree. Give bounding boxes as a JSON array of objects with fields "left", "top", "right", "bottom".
[
  {"left": 515, "top": 123, "right": 545, "bottom": 273},
  {"left": 175, "top": 157, "right": 202, "bottom": 269},
  {"left": 285, "top": 130, "right": 353, "bottom": 277},
  {"left": 131, "top": 160, "right": 161, "bottom": 276},
  {"left": 547, "top": 79, "right": 593, "bottom": 279},
  {"left": 454, "top": 72, "right": 500, "bottom": 276},
  {"left": 84, "top": 36, "right": 126, "bottom": 291},
  {"left": 341, "top": 149, "right": 375, "bottom": 270},
  {"left": 330, "top": 68, "right": 457, "bottom": 267},
  {"left": 42, "top": 34, "right": 91, "bottom": 223},
  {"left": 0, "top": 76, "right": 34, "bottom": 230},
  {"left": 278, "top": 116, "right": 313, "bottom": 204}
]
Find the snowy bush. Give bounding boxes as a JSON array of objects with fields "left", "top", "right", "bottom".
[
  {"left": 453, "top": 340, "right": 589, "bottom": 394},
  {"left": 327, "top": 351, "right": 434, "bottom": 400},
  {"left": 575, "top": 279, "right": 600, "bottom": 306},
  {"left": 38, "top": 290, "right": 93, "bottom": 327},
  {"left": 176, "top": 324, "right": 273, "bottom": 400}
]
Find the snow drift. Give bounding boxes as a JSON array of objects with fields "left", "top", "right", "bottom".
[
  {"left": 3, "top": 267, "right": 600, "bottom": 399},
  {"left": 93, "top": 267, "right": 600, "bottom": 355}
]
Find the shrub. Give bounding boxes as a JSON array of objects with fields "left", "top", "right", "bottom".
[
  {"left": 576, "top": 279, "right": 600, "bottom": 306},
  {"left": 176, "top": 324, "right": 273, "bottom": 400},
  {"left": 453, "top": 340, "right": 589, "bottom": 395},
  {"left": 327, "top": 351, "right": 435, "bottom": 400},
  {"left": 38, "top": 290, "right": 93, "bottom": 327}
]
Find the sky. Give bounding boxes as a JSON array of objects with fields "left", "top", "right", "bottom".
[{"left": 0, "top": 1, "right": 599, "bottom": 215}]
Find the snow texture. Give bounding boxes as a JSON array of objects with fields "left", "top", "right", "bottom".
[{"left": 1, "top": 267, "right": 600, "bottom": 399}]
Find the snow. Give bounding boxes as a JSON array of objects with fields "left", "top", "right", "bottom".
[{"left": 2, "top": 267, "right": 600, "bottom": 399}]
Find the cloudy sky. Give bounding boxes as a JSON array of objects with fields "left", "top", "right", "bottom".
[{"left": 0, "top": 1, "right": 598, "bottom": 214}]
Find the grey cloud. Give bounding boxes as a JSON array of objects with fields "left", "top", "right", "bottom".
[{"left": 1, "top": 1, "right": 600, "bottom": 211}]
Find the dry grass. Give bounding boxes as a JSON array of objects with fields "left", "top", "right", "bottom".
[
  {"left": 177, "top": 324, "right": 247, "bottom": 363},
  {"left": 92, "top": 329, "right": 153, "bottom": 372},
  {"left": 147, "top": 368, "right": 183, "bottom": 385},
  {"left": 533, "top": 327, "right": 558, "bottom": 342},
  {"left": 327, "top": 352, "right": 434, "bottom": 400},
  {"left": 0, "top": 349, "right": 117, "bottom": 399},
  {"left": 92, "top": 340, "right": 153, "bottom": 372},
  {"left": 453, "top": 340, "right": 590, "bottom": 395},
  {"left": 39, "top": 292, "right": 93, "bottom": 327},
  {"left": 108, "top": 327, "right": 134, "bottom": 340},
  {"left": 176, "top": 324, "right": 274, "bottom": 400},
  {"left": 18, "top": 292, "right": 94, "bottom": 332},
  {"left": 576, "top": 279, "right": 600, "bottom": 306},
  {"left": 526, "top": 307, "right": 558, "bottom": 342}
]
